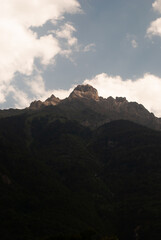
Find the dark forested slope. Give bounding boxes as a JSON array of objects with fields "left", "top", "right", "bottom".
[{"left": 0, "top": 111, "right": 161, "bottom": 239}]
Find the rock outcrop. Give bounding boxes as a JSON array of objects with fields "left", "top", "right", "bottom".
[
  {"left": 44, "top": 95, "right": 60, "bottom": 106},
  {"left": 29, "top": 95, "right": 60, "bottom": 109},
  {"left": 69, "top": 84, "right": 99, "bottom": 101},
  {"left": 29, "top": 100, "right": 43, "bottom": 110}
]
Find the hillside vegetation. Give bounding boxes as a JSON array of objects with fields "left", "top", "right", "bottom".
[{"left": 0, "top": 111, "right": 161, "bottom": 239}]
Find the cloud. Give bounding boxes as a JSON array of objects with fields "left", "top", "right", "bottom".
[
  {"left": 152, "top": 0, "right": 161, "bottom": 13},
  {"left": 126, "top": 34, "right": 138, "bottom": 48},
  {"left": 0, "top": 0, "right": 81, "bottom": 28},
  {"left": 131, "top": 39, "right": 138, "bottom": 48},
  {"left": 49, "top": 22, "right": 80, "bottom": 58},
  {"left": 17, "top": 74, "right": 75, "bottom": 107},
  {"left": 50, "top": 24, "right": 96, "bottom": 57},
  {"left": 147, "top": 17, "right": 161, "bottom": 37},
  {"left": 54, "top": 23, "right": 78, "bottom": 46},
  {"left": 0, "top": 0, "right": 81, "bottom": 105},
  {"left": 52, "top": 87, "right": 75, "bottom": 100},
  {"left": 27, "top": 75, "right": 52, "bottom": 100},
  {"left": 147, "top": 0, "right": 161, "bottom": 37},
  {"left": 83, "top": 43, "right": 96, "bottom": 52},
  {"left": 11, "top": 88, "right": 32, "bottom": 109},
  {"left": 26, "top": 74, "right": 74, "bottom": 102},
  {"left": 83, "top": 73, "right": 161, "bottom": 117}
]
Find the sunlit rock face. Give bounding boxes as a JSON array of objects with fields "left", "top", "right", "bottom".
[
  {"left": 29, "top": 100, "right": 43, "bottom": 109},
  {"left": 69, "top": 84, "right": 99, "bottom": 101},
  {"left": 29, "top": 95, "right": 60, "bottom": 109},
  {"left": 43, "top": 95, "right": 60, "bottom": 106}
]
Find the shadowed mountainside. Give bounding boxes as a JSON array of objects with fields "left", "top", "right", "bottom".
[
  {"left": 0, "top": 112, "right": 161, "bottom": 239},
  {"left": 0, "top": 85, "right": 161, "bottom": 239}
]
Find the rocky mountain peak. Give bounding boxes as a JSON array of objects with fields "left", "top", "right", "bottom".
[
  {"left": 44, "top": 94, "right": 60, "bottom": 106},
  {"left": 69, "top": 84, "right": 99, "bottom": 101},
  {"left": 29, "top": 100, "right": 43, "bottom": 110},
  {"left": 26, "top": 83, "right": 161, "bottom": 131},
  {"left": 29, "top": 95, "right": 60, "bottom": 109}
]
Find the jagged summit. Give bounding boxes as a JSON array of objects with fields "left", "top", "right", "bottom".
[
  {"left": 29, "top": 100, "right": 43, "bottom": 110},
  {"left": 69, "top": 84, "right": 99, "bottom": 101},
  {"left": 44, "top": 94, "right": 60, "bottom": 106},
  {"left": 29, "top": 94, "right": 60, "bottom": 109},
  {"left": 29, "top": 84, "right": 99, "bottom": 109},
  {"left": 24, "top": 83, "right": 161, "bottom": 131}
]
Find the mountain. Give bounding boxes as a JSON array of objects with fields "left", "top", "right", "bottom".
[
  {"left": 68, "top": 84, "right": 99, "bottom": 100},
  {"left": 0, "top": 84, "right": 160, "bottom": 131},
  {"left": 30, "top": 94, "right": 60, "bottom": 109},
  {"left": 0, "top": 85, "right": 161, "bottom": 239},
  {"left": 27, "top": 84, "right": 161, "bottom": 131}
]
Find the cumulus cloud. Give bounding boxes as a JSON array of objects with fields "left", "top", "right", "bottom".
[
  {"left": 11, "top": 88, "right": 32, "bottom": 109},
  {"left": 147, "top": 0, "right": 161, "bottom": 37},
  {"left": 0, "top": 0, "right": 81, "bottom": 28},
  {"left": 147, "top": 18, "right": 161, "bottom": 37},
  {"left": 83, "top": 73, "right": 161, "bottom": 117},
  {"left": 27, "top": 75, "right": 52, "bottom": 100},
  {"left": 0, "top": 0, "right": 81, "bottom": 106}
]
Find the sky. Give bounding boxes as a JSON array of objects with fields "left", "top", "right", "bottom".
[{"left": 1, "top": 0, "right": 161, "bottom": 117}]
